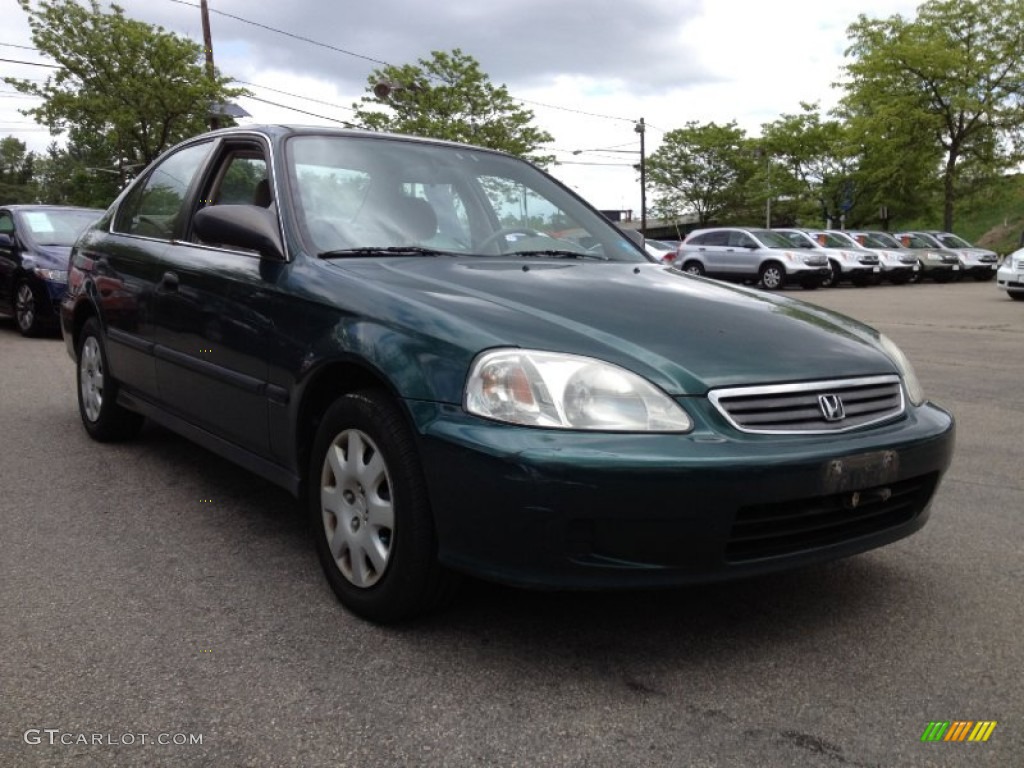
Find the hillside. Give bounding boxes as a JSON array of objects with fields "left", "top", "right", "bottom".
[{"left": 952, "top": 173, "right": 1024, "bottom": 255}]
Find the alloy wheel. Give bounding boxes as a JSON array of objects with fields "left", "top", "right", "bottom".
[{"left": 79, "top": 336, "right": 104, "bottom": 423}]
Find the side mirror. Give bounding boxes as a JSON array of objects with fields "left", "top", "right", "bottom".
[{"left": 193, "top": 205, "right": 285, "bottom": 261}]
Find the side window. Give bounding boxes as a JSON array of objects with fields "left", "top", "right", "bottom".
[
  {"left": 687, "top": 233, "right": 709, "bottom": 246},
  {"left": 114, "top": 141, "right": 212, "bottom": 240},
  {"left": 729, "top": 232, "right": 756, "bottom": 248},
  {"left": 701, "top": 231, "right": 729, "bottom": 247},
  {"left": 211, "top": 154, "right": 269, "bottom": 206},
  {"left": 0, "top": 211, "right": 14, "bottom": 236}
]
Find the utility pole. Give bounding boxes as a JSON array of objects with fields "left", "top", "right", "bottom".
[
  {"left": 635, "top": 117, "right": 646, "bottom": 237},
  {"left": 200, "top": 0, "right": 218, "bottom": 130}
]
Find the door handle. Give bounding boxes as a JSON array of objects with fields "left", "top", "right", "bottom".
[{"left": 160, "top": 271, "right": 179, "bottom": 291}]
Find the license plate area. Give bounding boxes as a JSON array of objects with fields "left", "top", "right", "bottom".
[{"left": 822, "top": 450, "right": 900, "bottom": 494}]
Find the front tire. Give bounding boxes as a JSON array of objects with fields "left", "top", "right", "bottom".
[
  {"left": 308, "top": 390, "right": 458, "bottom": 623},
  {"left": 1008, "top": 291, "right": 1024, "bottom": 302},
  {"left": 76, "top": 317, "right": 144, "bottom": 441},
  {"left": 821, "top": 260, "right": 840, "bottom": 288},
  {"left": 14, "top": 279, "right": 44, "bottom": 337},
  {"left": 759, "top": 262, "right": 785, "bottom": 290}
]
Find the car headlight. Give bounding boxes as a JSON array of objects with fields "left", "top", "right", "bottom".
[
  {"left": 465, "top": 349, "right": 693, "bottom": 432},
  {"left": 34, "top": 268, "right": 68, "bottom": 282},
  {"left": 878, "top": 334, "right": 925, "bottom": 406}
]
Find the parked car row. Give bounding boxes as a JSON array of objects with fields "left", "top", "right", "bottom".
[{"left": 661, "top": 227, "right": 1001, "bottom": 291}]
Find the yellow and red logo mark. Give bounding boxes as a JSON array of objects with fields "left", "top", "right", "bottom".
[{"left": 921, "top": 721, "right": 997, "bottom": 742}]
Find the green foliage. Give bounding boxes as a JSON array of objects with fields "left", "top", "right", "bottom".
[
  {"left": 0, "top": 136, "right": 38, "bottom": 203},
  {"left": 4, "top": 0, "right": 245, "bottom": 174},
  {"left": 838, "top": 0, "right": 1024, "bottom": 230},
  {"left": 759, "top": 103, "right": 864, "bottom": 226},
  {"left": 353, "top": 49, "right": 553, "bottom": 165},
  {"left": 646, "top": 121, "right": 755, "bottom": 226}
]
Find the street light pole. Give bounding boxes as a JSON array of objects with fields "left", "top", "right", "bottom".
[{"left": 635, "top": 117, "right": 646, "bottom": 237}]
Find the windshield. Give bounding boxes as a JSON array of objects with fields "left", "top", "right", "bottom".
[
  {"left": 18, "top": 209, "right": 101, "bottom": 247},
  {"left": 285, "top": 135, "right": 645, "bottom": 261},
  {"left": 812, "top": 232, "right": 855, "bottom": 249},
  {"left": 936, "top": 233, "right": 971, "bottom": 249},
  {"left": 775, "top": 231, "right": 815, "bottom": 248},
  {"left": 751, "top": 229, "right": 796, "bottom": 249},
  {"left": 899, "top": 233, "right": 941, "bottom": 249},
  {"left": 857, "top": 232, "right": 900, "bottom": 248}
]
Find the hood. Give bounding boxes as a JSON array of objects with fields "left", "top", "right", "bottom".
[
  {"left": 957, "top": 247, "right": 998, "bottom": 260},
  {"left": 21, "top": 243, "right": 72, "bottom": 271},
  {"left": 322, "top": 259, "right": 897, "bottom": 395}
]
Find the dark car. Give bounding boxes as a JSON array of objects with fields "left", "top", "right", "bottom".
[
  {"left": 62, "top": 126, "right": 955, "bottom": 623},
  {"left": 0, "top": 205, "right": 104, "bottom": 336}
]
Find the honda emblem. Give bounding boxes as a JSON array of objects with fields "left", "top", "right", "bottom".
[{"left": 818, "top": 393, "right": 845, "bottom": 422}]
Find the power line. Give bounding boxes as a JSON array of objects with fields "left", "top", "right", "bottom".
[
  {"left": 160, "top": 0, "right": 640, "bottom": 126},
  {"left": 242, "top": 94, "right": 356, "bottom": 127},
  {"left": 234, "top": 80, "right": 358, "bottom": 114},
  {"left": 165, "top": 0, "right": 388, "bottom": 67},
  {"left": 0, "top": 57, "right": 60, "bottom": 69},
  {"left": 0, "top": 42, "right": 38, "bottom": 51}
]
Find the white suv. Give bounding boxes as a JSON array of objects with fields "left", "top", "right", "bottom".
[
  {"left": 996, "top": 249, "right": 1024, "bottom": 301},
  {"left": 775, "top": 229, "right": 881, "bottom": 288},
  {"left": 674, "top": 227, "right": 829, "bottom": 290}
]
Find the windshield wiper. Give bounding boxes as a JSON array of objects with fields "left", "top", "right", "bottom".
[
  {"left": 318, "top": 246, "right": 456, "bottom": 259},
  {"left": 513, "top": 249, "right": 609, "bottom": 261}
]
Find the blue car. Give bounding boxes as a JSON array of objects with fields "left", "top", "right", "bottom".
[{"left": 0, "top": 205, "right": 104, "bottom": 336}]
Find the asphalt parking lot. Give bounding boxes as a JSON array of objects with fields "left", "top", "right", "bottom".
[{"left": 0, "top": 280, "right": 1020, "bottom": 767}]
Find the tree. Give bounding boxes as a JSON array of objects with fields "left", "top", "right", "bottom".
[
  {"left": 352, "top": 49, "right": 553, "bottom": 165},
  {"left": 839, "top": 0, "right": 1024, "bottom": 230},
  {"left": 0, "top": 136, "right": 38, "bottom": 203},
  {"left": 32, "top": 140, "right": 124, "bottom": 208},
  {"left": 4, "top": 0, "right": 244, "bottom": 178},
  {"left": 760, "top": 103, "right": 862, "bottom": 227},
  {"left": 646, "top": 121, "right": 754, "bottom": 226}
]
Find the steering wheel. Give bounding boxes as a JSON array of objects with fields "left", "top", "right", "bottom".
[{"left": 476, "top": 227, "right": 544, "bottom": 254}]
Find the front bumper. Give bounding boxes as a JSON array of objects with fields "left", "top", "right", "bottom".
[
  {"left": 411, "top": 400, "right": 955, "bottom": 589},
  {"left": 960, "top": 262, "right": 998, "bottom": 275},
  {"left": 786, "top": 266, "right": 830, "bottom": 284},
  {"left": 996, "top": 265, "right": 1024, "bottom": 291}
]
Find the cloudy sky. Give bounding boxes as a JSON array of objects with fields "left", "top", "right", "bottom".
[{"left": 1, "top": 0, "right": 920, "bottom": 212}]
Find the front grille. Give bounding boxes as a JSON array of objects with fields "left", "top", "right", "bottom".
[
  {"left": 858, "top": 254, "right": 880, "bottom": 265},
  {"left": 804, "top": 255, "right": 827, "bottom": 266},
  {"left": 709, "top": 376, "right": 904, "bottom": 434},
  {"left": 726, "top": 473, "right": 939, "bottom": 562}
]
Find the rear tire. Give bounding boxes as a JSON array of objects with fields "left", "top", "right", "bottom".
[
  {"left": 308, "top": 390, "right": 459, "bottom": 623},
  {"left": 682, "top": 261, "right": 704, "bottom": 277},
  {"left": 76, "top": 317, "right": 144, "bottom": 441}
]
